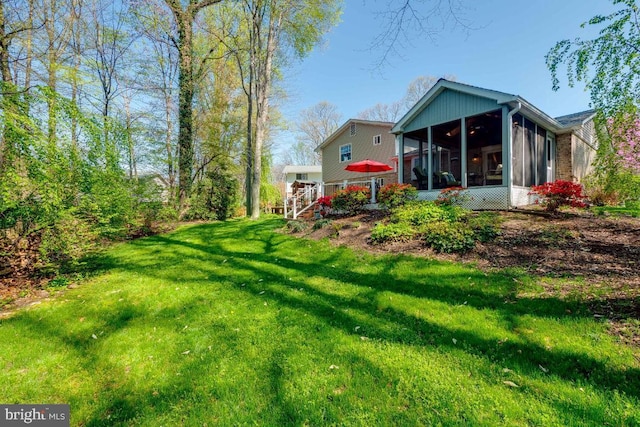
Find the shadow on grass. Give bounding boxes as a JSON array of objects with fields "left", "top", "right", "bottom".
[
  {"left": 9, "top": 219, "right": 637, "bottom": 424},
  {"left": 91, "top": 220, "right": 640, "bottom": 400}
]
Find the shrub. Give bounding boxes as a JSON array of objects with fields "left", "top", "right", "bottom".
[
  {"left": 313, "top": 218, "right": 332, "bottom": 230},
  {"left": 39, "top": 211, "right": 99, "bottom": 269},
  {"left": 466, "top": 212, "right": 501, "bottom": 243},
  {"left": 317, "top": 196, "right": 333, "bottom": 208},
  {"left": 377, "top": 183, "right": 418, "bottom": 209},
  {"left": 370, "top": 222, "right": 415, "bottom": 244},
  {"left": 331, "top": 185, "right": 371, "bottom": 215},
  {"left": 391, "top": 201, "right": 467, "bottom": 226},
  {"left": 435, "top": 186, "right": 470, "bottom": 206},
  {"left": 286, "top": 220, "right": 308, "bottom": 233},
  {"left": 422, "top": 221, "right": 476, "bottom": 253},
  {"left": 529, "top": 180, "right": 588, "bottom": 213}
]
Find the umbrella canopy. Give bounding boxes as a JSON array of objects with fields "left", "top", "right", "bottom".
[{"left": 345, "top": 159, "right": 393, "bottom": 173}]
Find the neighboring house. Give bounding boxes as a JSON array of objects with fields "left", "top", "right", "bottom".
[
  {"left": 391, "top": 79, "right": 598, "bottom": 209},
  {"left": 282, "top": 165, "right": 322, "bottom": 196},
  {"left": 316, "top": 119, "right": 397, "bottom": 189}
]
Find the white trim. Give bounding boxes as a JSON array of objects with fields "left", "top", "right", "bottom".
[{"left": 339, "top": 143, "right": 352, "bottom": 163}]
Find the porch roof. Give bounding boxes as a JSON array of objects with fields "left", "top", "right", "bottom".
[{"left": 391, "top": 79, "right": 576, "bottom": 135}]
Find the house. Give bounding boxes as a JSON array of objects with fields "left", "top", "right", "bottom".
[
  {"left": 391, "top": 79, "right": 598, "bottom": 209},
  {"left": 282, "top": 165, "right": 322, "bottom": 196},
  {"left": 316, "top": 119, "right": 397, "bottom": 194}
]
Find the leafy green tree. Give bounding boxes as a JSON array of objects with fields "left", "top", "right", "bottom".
[
  {"left": 161, "top": 0, "right": 223, "bottom": 207},
  {"left": 546, "top": 0, "right": 640, "bottom": 203},
  {"left": 546, "top": 0, "right": 640, "bottom": 117}
]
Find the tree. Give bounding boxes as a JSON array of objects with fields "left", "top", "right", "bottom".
[
  {"left": 286, "top": 101, "right": 341, "bottom": 165},
  {"left": 162, "top": 0, "right": 223, "bottom": 207},
  {"left": 546, "top": 0, "right": 640, "bottom": 203},
  {"left": 232, "top": 0, "right": 340, "bottom": 219},
  {"left": 546, "top": 0, "right": 640, "bottom": 117},
  {"left": 357, "top": 74, "right": 453, "bottom": 122},
  {"left": 368, "top": 0, "right": 471, "bottom": 69}
]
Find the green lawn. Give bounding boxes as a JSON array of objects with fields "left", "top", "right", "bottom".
[{"left": 1, "top": 218, "right": 638, "bottom": 426}]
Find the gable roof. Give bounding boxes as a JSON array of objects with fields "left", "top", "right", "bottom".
[
  {"left": 391, "top": 79, "right": 588, "bottom": 135},
  {"left": 316, "top": 118, "right": 394, "bottom": 152},
  {"left": 555, "top": 110, "right": 597, "bottom": 128}
]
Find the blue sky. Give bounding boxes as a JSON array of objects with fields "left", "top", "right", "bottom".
[{"left": 277, "top": 0, "right": 617, "bottom": 159}]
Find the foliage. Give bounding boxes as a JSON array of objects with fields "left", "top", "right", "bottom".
[
  {"left": 607, "top": 110, "right": 640, "bottom": 173},
  {"left": 0, "top": 86, "right": 165, "bottom": 275},
  {"left": 370, "top": 221, "right": 415, "bottom": 243},
  {"left": 317, "top": 196, "right": 333, "bottom": 208},
  {"left": 376, "top": 183, "right": 418, "bottom": 209},
  {"left": 185, "top": 169, "right": 239, "bottom": 221},
  {"left": 391, "top": 201, "right": 466, "bottom": 226},
  {"left": 435, "top": 186, "right": 469, "bottom": 206},
  {"left": 285, "top": 219, "right": 308, "bottom": 233},
  {"left": 312, "top": 218, "right": 332, "bottom": 230},
  {"left": 529, "top": 180, "right": 588, "bottom": 213},
  {"left": 331, "top": 185, "right": 371, "bottom": 215},
  {"left": 422, "top": 221, "right": 477, "bottom": 253},
  {"left": 373, "top": 201, "right": 497, "bottom": 251},
  {"left": 465, "top": 212, "right": 501, "bottom": 243},
  {"left": 546, "top": 0, "right": 640, "bottom": 117}
]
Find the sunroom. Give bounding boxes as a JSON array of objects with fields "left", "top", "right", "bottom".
[{"left": 391, "top": 79, "right": 591, "bottom": 210}]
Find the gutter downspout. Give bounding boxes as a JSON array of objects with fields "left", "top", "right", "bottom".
[{"left": 506, "top": 102, "right": 521, "bottom": 209}]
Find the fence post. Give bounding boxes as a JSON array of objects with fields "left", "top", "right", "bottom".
[
  {"left": 284, "top": 198, "right": 288, "bottom": 218},
  {"left": 370, "top": 177, "right": 376, "bottom": 204},
  {"left": 293, "top": 197, "right": 298, "bottom": 219}
]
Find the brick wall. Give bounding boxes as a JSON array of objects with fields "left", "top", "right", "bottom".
[{"left": 556, "top": 132, "right": 573, "bottom": 181}]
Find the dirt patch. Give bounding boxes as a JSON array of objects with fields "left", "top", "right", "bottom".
[{"left": 290, "top": 209, "right": 640, "bottom": 346}]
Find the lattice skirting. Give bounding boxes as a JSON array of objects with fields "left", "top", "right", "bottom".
[{"left": 416, "top": 186, "right": 534, "bottom": 210}]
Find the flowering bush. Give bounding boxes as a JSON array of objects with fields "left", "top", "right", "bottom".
[
  {"left": 608, "top": 114, "right": 640, "bottom": 173},
  {"left": 317, "top": 196, "right": 332, "bottom": 208},
  {"left": 434, "top": 187, "right": 469, "bottom": 206},
  {"left": 529, "top": 180, "right": 588, "bottom": 213},
  {"left": 377, "top": 183, "right": 418, "bottom": 209},
  {"left": 331, "top": 185, "right": 371, "bottom": 215}
]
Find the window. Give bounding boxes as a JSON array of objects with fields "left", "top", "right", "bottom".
[
  {"left": 295, "top": 173, "right": 308, "bottom": 180},
  {"left": 350, "top": 123, "right": 357, "bottom": 136},
  {"left": 340, "top": 144, "right": 352, "bottom": 162},
  {"left": 373, "top": 134, "right": 381, "bottom": 146}
]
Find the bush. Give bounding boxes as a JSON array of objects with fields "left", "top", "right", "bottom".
[
  {"left": 317, "top": 196, "right": 333, "bottom": 208},
  {"left": 422, "top": 221, "right": 476, "bottom": 253},
  {"left": 313, "top": 218, "right": 332, "bottom": 230},
  {"left": 370, "top": 222, "right": 415, "bottom": 244},
  {"left": 39, "top": 211, "right": 99, "bottom": 269},
  {"left": 391, "top": 201, "right": 467, "bottom": 226},
  {"left": 465, "top": 212, "right": 501, "bottom": 243},
  {"left": 286, "top": 220, "right": 308, "bottom": 233},
  {"left": 529, "top": 180, "right": 588, "bottom": 213},
  {"left": 435, "top": 187, "right": 470, "bottom": 206},
  {"left": 377, "top": 183, "right": 418, "bottom": 209},
  {"left": 331, "top": 185, "right": 371, "bottom": 215}
]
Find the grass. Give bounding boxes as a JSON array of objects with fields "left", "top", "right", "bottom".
[
  {"left": 0, "top": 218, "right": 639, "bottom": 426},
  {"left": 592, "top": 204, "right": 640, "bottom": 217}
]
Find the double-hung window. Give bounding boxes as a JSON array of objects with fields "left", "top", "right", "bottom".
[{"left": 340, "top": 144, "right": 352, "bottom": 162}]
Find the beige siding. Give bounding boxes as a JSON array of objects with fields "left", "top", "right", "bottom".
[
  {"left": 556, "top": 120, "right": 598, "bottom": 182},
  {"left": 572, "top": 134, "right": 597, "bottom": 180},
  {"left": 322, "top": 122, "right": 397, "bottom": 183}
]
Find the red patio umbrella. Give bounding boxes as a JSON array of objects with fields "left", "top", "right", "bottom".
[{"left": 345, "top": 159, "right": 393, "bottom": 173}]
